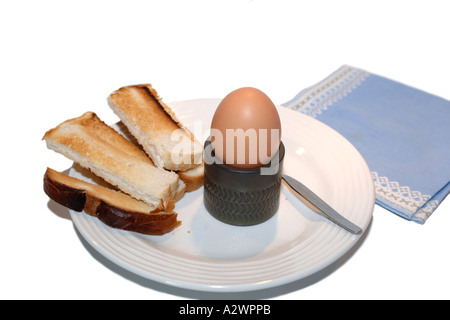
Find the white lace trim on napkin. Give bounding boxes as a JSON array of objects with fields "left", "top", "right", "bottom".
[
  {"left": 372, "top": 172, "right": 440, "bottom": 221},
  {"left": 283, "top": 65, "right": 370, "bottom": 118}
]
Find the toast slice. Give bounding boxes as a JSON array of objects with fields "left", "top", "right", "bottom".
[
  {"left": 107, "top": 84, "right": 203, "bottom": 172},
  {"left": 43, "top": 112, "right": 185, "bottom": 208},
  {"left": 178, "top": 163, "right": 204, "bottom": 192},
  {"left": 44, "top": 168, "right": 181, "bottom": 235}
]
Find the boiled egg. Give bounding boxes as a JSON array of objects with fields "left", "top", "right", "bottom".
[{"left": 210, "top": 87, "right": 281, "bottom": 169}]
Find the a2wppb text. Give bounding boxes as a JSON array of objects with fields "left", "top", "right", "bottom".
[{"left": 179, "top": 304, "right": 271, "bottom": 317}]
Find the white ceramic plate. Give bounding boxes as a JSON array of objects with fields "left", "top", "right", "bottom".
[{"left": 69, "top": 99, "right": 374, "bottom": 292}]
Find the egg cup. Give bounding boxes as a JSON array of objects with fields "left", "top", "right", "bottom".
[{"left": 203, "top": 138, "right": 285, "bottom": 226}]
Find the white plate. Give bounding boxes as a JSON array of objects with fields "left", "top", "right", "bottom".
[{"left": 69, "top": 99, "right": 374, "bottom": 292}]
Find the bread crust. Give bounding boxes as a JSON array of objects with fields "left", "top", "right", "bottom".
[{"left": 44, "top": 168, "right": 181, "bottom": 235}]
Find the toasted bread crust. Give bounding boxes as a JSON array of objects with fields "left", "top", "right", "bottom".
[
  {"left": 109, "top": 84, "right": 180, "bottom": 135},
  {"left": 112, "top": 84, "right": 186, "bottom": 129},
  {"left": 44, "top": 168, "right": 181, "bottom": 235}
]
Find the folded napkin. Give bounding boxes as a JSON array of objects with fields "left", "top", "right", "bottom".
[{"left": 283, "top": 65, "right": 450, "bottom": 223}]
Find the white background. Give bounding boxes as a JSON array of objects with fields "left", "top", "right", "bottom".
[{"left": 1, "top": 0, "right": 449, "bottom": 300}]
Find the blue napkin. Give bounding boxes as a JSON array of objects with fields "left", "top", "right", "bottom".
[{"left": 283, "top": 65, "right": 450, "bottom": 224}]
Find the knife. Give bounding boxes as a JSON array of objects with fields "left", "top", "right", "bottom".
[{"left": 282, "top": 174, "right": 363, "bottom": 235}]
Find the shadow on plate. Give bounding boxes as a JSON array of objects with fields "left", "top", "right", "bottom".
[
  {"left": 73, "top": 217, "right": 373, "bottom": 299},
  {"left": 47, "top": 200, "right": 71, "bottom": 221}
]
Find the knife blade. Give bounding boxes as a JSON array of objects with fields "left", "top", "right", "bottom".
[{"left": 282, "top": 174, "right": 363, "bottom": 235}]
